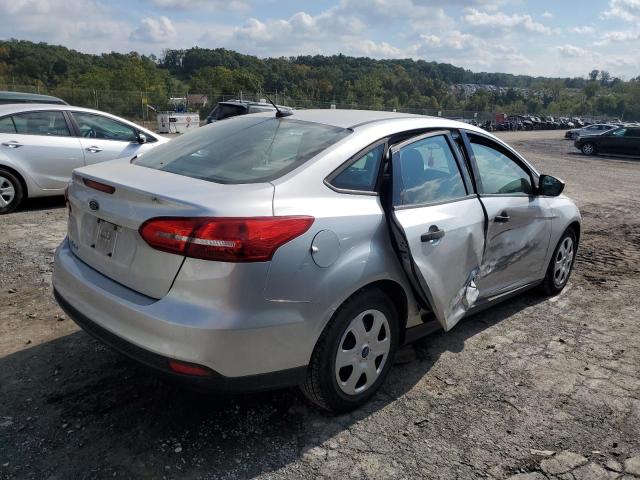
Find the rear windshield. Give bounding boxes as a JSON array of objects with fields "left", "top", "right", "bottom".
[{"left": 135, "top": 116, "right": 351, "bottom": 183}]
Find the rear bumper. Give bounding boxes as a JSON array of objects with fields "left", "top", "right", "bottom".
[
  {"left": 54, "top": 288, "right": 305, "bottom": 392},
  {"left": 52, "top": 237, "right": 313, "bottom": 383}
]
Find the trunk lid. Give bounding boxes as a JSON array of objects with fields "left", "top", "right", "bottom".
[{"left": 66, "top": 158, "right": 274, "bottom": 298}]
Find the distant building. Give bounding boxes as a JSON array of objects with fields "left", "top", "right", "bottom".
[{"left": 187, "top": 94, "right": 209, "bottom": 108}]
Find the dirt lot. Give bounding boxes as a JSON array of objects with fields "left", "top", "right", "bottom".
[{"left": 1, "top": 130, "right": 639, "bottom": 479}]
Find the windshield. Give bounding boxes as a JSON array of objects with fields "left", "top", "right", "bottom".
[{"left": 135, "top": 116, "right": 351, "bottom": 184}]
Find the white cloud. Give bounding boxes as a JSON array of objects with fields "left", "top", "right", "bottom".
[
  {"left": 569, "top": 26, "right": 596, "bottom": 34},
  {"left": 556, "top": 44, "right": 589, "bottom": 57},
  {"left": 418, "top": 31, "right": 475, "bottom": 50},
  {"left": 463, "top": 8, "right": 552, "bottom": 34},
  {"left": 542, "top": 11, "right": 553, "bottom": 18},
  {"left": 349, "top": 40, "right": 407, "bottom": 58},
  {"left": 0, "top": 0, "right": 131, "bottom": 51},
  {"left": 602, "top": 0, "right": 640, "bottom": 21},
  {"left": 594, "top": 29, "right": 640, "bottom": 45},
  {"left": 131, "top": 16, "right": 177, "bottom": 43},
  {"left": 146, "top": 0, "right": 249, "bottom": 12},
  {"left": 225, "top": 9, "right": 367, "bottom": 55}
]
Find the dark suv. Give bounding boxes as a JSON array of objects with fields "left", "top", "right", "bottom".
[
  {"left": 205, "top": 100, "right": 291, "bottom": 124},
  {"left": 575, "top": 126, "right": 640, "bottom": 156}
]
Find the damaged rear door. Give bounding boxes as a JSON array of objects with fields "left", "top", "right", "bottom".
[{"left": 388, "top": 131, "right": 485, "bottom": 331}]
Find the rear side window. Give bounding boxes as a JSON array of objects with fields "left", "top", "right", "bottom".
[
  {"left": 624, "top": 128, "right": 640, "bottom": 137},
  {"left": 0, "top": 116, "right": 16, "bottom": 133},
  {"left": 135, "top": 117, "right": 351, "bottom": 184},
  {"left": 12, "top": 111, "right": 70, "bottom": 137},
  {"left": 393, "top": 134, "right": 467, "bottom": 206},
  {"left": 330, "top": 144, "right": 384, "bottom": 192}
]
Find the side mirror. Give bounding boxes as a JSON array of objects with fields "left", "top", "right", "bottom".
[
  {"left": 137, "top": 133, "right": 147, "bottom": 144},
  {"left": 539, "top": 174, "right": 565, "bottom": 197}
]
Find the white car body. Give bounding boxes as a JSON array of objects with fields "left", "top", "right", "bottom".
[{"left": 0, "top": 104, "right": 168, "bottom": 210}]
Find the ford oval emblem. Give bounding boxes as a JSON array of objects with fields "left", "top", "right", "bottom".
[{"left": 89, "top": 199, "right": 99, "bottom": 211}]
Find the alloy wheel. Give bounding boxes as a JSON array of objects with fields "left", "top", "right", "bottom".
[
  {"left": 554, "top": 236, "right": 574, "bottom": 288},
  {"left": 335, "top": 309, "right": 391, "bottom": 396},
  {"left": 0, "top": 175, "right": 16, "bottom": 208}
]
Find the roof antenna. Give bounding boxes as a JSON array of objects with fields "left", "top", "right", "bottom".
[{"left": 266, "top": 95, "right": 292, "bottom": 118}]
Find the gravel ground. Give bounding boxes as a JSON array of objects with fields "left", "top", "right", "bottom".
[{"left": 0, "top": 130, "right": 639, "bottom": 480}]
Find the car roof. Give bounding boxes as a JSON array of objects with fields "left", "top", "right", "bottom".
[
  {"left": 248, "top": 109, "right": 499, "bottom": 138},
  {"left": 0, "top": 90, "right": 68, "bottom": 105},
  {"left": 249, "top": 109, "right": 429, "bottom": 129},
  {"left": 0, "top": 103, "right": 114, "bottom": 116},
  {"left": 0, "top": 103, "right": 159, "bottom": 137}
]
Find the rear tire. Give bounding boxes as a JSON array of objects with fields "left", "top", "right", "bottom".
[
  {"left": 300, "top": 288, "right": 399, "bottom": 414},
  {"left": 541, "top": 229, "right": 577, "bottom": 295},
  {"left": 0, "top": 169, "right": 24, "bottom": 214},
  {"left": 581, "top": 142, "right": 596, "bottom": 156}
]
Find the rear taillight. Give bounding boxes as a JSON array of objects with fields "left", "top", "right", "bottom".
[
  {"left": 139, "top": 216, "right": 314, "bottom": 262},
  {"left": 168, "top": 360, "right": 212, "bottom": 377}
]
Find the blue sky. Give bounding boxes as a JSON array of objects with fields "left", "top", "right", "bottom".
[{"left": 1, "top": 0, "right": 639, "bottom": 78}]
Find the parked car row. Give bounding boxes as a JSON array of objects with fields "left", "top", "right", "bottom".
[
  {"left": 474, "top": 115, "right": 630, "bottom": 134},
  {"left": 475, "top": 115, "right": 589, "bottom": 132}
]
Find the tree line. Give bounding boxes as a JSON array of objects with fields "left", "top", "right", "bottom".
[{"left": 1, "top": 39, "right": 639, "bottom": 120}]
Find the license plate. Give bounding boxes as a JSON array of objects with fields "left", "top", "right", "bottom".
[{"left": 93, "top": 218, "right": 119, "bottom": 257}]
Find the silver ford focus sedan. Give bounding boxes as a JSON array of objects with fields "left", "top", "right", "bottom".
[{"left": 53, "top": 110, "right": 581, "bottom": 413}]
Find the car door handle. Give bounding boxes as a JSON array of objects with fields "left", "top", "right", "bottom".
[
  {"left": 86, "top": 146, "right": 102, "bottom": 153},
  {"left": 2, "top": 141, "right": 23, "bottom": 148},
  {"left": 421, "top": 225, "right": 445, "bottom": 242},
  {"left": 494, "top": 211, "right": 510, "bottom": 223}
]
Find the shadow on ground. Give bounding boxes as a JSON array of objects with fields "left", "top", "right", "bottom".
[
  {"left": 0, "top": 290, "right": 545, "bottom": 479},
  {"left": 16, "top": 195, "right": 66, "bottom": 213}
]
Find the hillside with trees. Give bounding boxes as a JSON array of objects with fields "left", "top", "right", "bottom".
[{"left": 1, "top": 39, "right": 639, "bottom": 120}]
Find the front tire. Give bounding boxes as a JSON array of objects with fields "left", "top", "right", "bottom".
[
  {"left": 581, "top": 142, "right": 596, "bottom": 156},
  {"left": 0, "top": 169, "right": 24, "bottom": 214},
  {"left": 542, "top": 229, "right": 577, "bottom": 295},
  {"left": 301, "top": 288, "right": 399, "bottom": 413}
]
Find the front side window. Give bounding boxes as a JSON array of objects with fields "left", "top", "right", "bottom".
[
  {"left": 0, "top": 116, "right": 16, "bottom": 134},
  {"left": 393, "top": 134, "right": 467, "bottom": 206},
  {"left": 469, "top": 139, "right": 532, "bottom": 195},
  {"left": 135, "top": 117, "right": 351, "bottom": 184},
  {"left": 612, "top": 128, "right": 627, "bottom": 137},
  {"left": 624, "top": 128, "right": 640, "bottom": 137},
  {"left": 330, "top": 144, "right": 384, "bottom": 192},
  {"left": 72, "top": 112, "right": 138, "bottom": 142},
  {"left": 12, "top": 111, "right": 70, "bottom": 137}
]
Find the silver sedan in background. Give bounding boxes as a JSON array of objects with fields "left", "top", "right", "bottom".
[
  {"left": 0, "top": 104, "right": 168, "bottom": 213},
  {"left": 53, "top": 110, "right": 581, "bottom": 413},
  {"left": 565, "top": 123, "right": 618, "bottom": 140}
]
